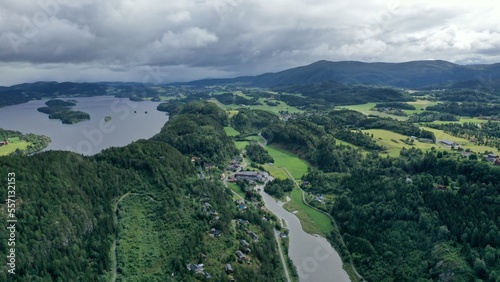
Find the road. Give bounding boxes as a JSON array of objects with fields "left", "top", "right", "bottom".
[{"left": 274, "top": 230, "right": 292, "bottom": 282}]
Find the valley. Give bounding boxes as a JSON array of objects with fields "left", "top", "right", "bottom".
[{"left": 1, "top": 60, "right": 500, "bottom": 281}]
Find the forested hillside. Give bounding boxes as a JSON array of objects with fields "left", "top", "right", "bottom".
[
  {"left": 0, "top": 102, "right": 286, "bottom": 281},
  {"left": 239, "top": 106, "right": 500, "bottom": 281}
]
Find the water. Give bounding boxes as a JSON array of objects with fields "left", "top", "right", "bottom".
[
  {"left": 258, "top": 186, "right": 351, "bottom": 282},
  {"left": 0, "top": 96, "right": 169, "bottom": 155}
]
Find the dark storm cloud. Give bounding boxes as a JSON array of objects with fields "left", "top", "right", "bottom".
[{"left": 0, "top": 0, "right": 499, "bottom": 85}]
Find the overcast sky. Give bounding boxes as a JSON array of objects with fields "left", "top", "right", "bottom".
[{"left": 0, "top": 0, "right": 499, "bottom": 86}]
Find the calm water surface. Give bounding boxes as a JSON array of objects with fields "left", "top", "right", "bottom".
[
  {"left": 0, "top": 96, "right": 169, "bottom": 155},
  {"left": 258, "top": 186, "right": 351, "bottom": 282}
]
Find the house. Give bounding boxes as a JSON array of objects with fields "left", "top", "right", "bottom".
[
  {"left": 234, "top": 171, "right": 268, "bottom": 182},
  {"left": 301, "top": 181, "right": 310, "bottom": 187},
  {"left": 0, "top": 140, "right": 8, "bottom": 146},
  {"left": 419, "top": 138, "right": 434, "bottom": 144},
  {"left": 461, "top": 152, "right": 472, "bottom": 158},
  {"left": 209, "top": 228, "right": 222, "bottom": 238},
  {"left": 203, "top": 271, "right": 212, "bottom": 279},
  {"left": 314, "top": 196, "right": 325, "bottom": 203},
  {"left": 495, "top": 159, "right": 500, "bottom": 166},
  {"left": 486, "top": 154, "right": 497, "bottom": 163},
  {"left": 279, "top": 232, "right": 287, "bottom": 238},
  {"left": 236, "top": 219, "right": 249, "bottom": 225},
  {"left": 436, "top": 184, "right": 447, "bottom": 191},
  {"left": 240, "top": 239, "right": 250, "bottom": 248},
  {"left": 235, "top": 250, "right": 246, "bottom": 262},
  {"left": 486, "top": 153, "right": 499, "bottom": 162},
  {"left": 225, "top": 263, "right": 234, "bottom": 274},
  {"left": 248, "top": 231, "right": 259, "bottom": 241},
  {"left": 441, "top": 140, "right": 458, "bottom": 147},
  {"left": 204, "top": 163, "right": 215, "bottom": 169},
  {"left": 187, "top": 263, "right": 204, "bottom": 274}
]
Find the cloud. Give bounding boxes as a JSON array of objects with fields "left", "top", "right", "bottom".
[{"left": 0, "top": 0, "right": 499, "bottom": 85}]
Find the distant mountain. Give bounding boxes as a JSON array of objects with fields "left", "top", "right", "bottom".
[
  {"left": 185, "top": 60, "right": 500, "bottom": 89},
  {"left": 0, "top": 81, "right": 156, "bottom": 108}
]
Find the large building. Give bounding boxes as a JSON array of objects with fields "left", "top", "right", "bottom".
[{"left": 234, "top": 171, "right": 268, "bottom": 182}]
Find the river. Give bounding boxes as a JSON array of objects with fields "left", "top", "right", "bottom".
[
  {"left": 258, "top": 186, "right": 351, "bottom": 282},
  {"left": 0, "top": 96, "right": 169, "bottom": 155}
]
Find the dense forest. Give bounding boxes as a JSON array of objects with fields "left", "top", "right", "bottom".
[
  {"left": 245, "top": 141, "right": 274, "bottom": 164},
  {"left": 215, "top": 92, "right": 261, "bottom": 106},
  {"left": 427, "top": 102, "right": 500, "bottom": 118},
  {"left": 231, "top": 108, "right": 280, "bottom": 135},
  {"left": 237, "top": 105, "right": 500, "bottom": 281},
  {"left": 0, "top": 102, "right": 287, "bottom": 281},
  {"left": 272, "top": 82, "right": 413, "bottom": 107}
]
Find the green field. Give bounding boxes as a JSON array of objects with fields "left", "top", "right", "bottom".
[
  {"left": 227, "top": 110, "right": 239, "bottom": 118},
  {"left": 341, "top": 103, "right": 407, "bottom": 120},
  {"left": 227, "top": 182, "right": 246, "bottom": 199},
  {"left": 224, "top": 126, "right": 240, "bottom": 137},
  {"left": 334, "top": 138, "right": 371, "bottom": 155},
  {"left": 245, "top": 135, "right": 264, "bottom": 142},
  {"left": 116, "top": 195, "right": 166, "bottom": 279},
  {"left": 235, "top": 141, "right": 249, "bottom": 151},
  {"left": 210, "top": 98, "right": 304, "bottom": 115},
  {"left": 283, "top": 189, "right": 333, "bottom": 237},
  {"left": 363, "top": 129, "right": 437, "bottom": 157},
  {"left": 422, "top": 127, "right": 500, "bottom": 155},
  {"left": 0, "top": 137, "right": 30, "bottom": 156},
  {"left": 263, "top": 145, "right": 308, "bottom": 179},
  {"left": 429, "top": 116, "right": 486, "bottom": 124},
  {"left": 262, "top": 164, "right": 290, "bottom": 180},
  {"left": 405, "top": 99, "right": 438, "bottom": 115}
]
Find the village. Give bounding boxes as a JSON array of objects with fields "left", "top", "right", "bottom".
[{"left": 185, "top": 155, "right": 289, "bottom": 281}]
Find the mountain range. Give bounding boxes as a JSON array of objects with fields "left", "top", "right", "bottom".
[{"left": 185, "top": 60, "right": 500, "bottom": 89}]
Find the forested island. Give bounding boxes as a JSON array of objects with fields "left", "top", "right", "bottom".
[{"left": 37, "top": 99, "right": 90, "bottom": 124}]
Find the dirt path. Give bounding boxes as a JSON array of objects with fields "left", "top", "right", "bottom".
[{"left": 111, "top": 192, "right": 131, "bottom": 282}]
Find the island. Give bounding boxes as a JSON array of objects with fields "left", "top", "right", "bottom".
[{"left": 37, "top": 99, "right": 90, "bottom": 124}]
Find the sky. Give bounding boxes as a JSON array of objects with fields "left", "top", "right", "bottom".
[{"left": 0, "top": 0, "right": 499, "bottom": 86}]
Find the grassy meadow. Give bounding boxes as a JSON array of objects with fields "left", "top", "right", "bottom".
[
  {"left": 263, "top": 145, "right": 308, "bottom": 179},
  {"left": 0, "top": 137, "right": 30, "bottom": 156},
  {"left": 224, "top": 126, "right": 240, "bottom": 137},
  {"left": 283, "top": 189, "right": 334, "bottom": 237},
  {"left": 362, "top": 129, "right": 437, "bottom": 157},
  {"left": 422, "top": 127, "right": 500, "bottom": 155}
]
